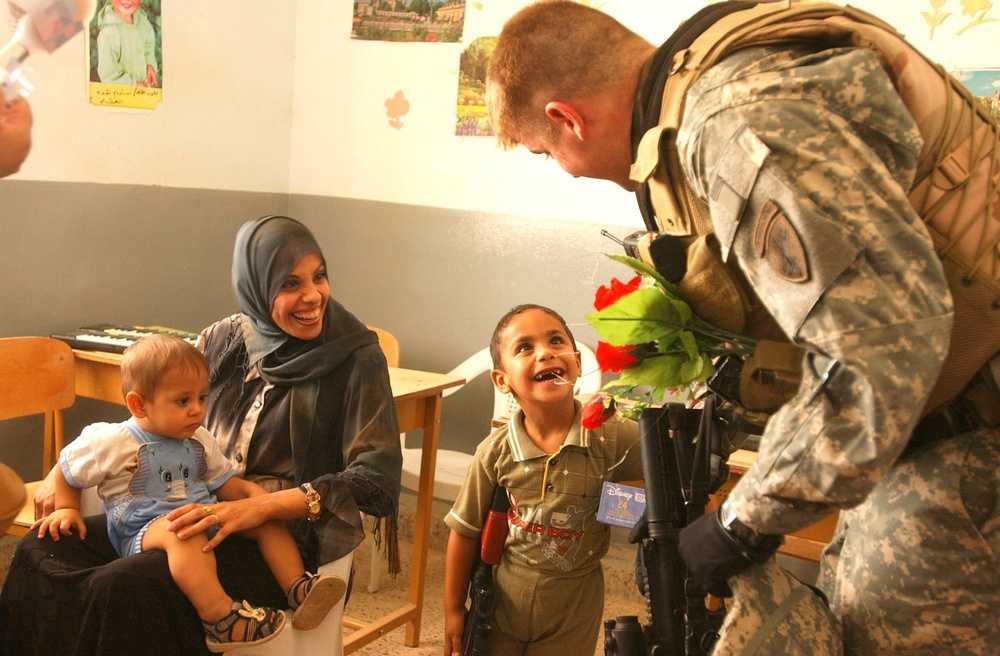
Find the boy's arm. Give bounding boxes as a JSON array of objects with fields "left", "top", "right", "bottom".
[
  {"left": 31, "top": 466, "right": 85, "bottom": 540},
  {"left": 443, "top": 529, "right": 478, "bottom": 656}
]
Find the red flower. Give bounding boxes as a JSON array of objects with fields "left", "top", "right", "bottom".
[
  {"left": 581, "top": 394, "right": 616, "bottom": 430},
  {"left": 596, "top": 341, "right": 641, "bottom": 373},
  {"left": 593, "top": 275, "right": 641, "bottom": 311}
]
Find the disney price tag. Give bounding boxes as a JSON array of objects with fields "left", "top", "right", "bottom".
[{"left": 597, "top": 482, "right": 646, "bottom": 528}]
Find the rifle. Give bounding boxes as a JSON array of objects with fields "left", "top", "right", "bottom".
[
  {"left": 461, "top": 485, "right": 510, "bottom": 656},
  {"left": 605, "top": 398, "right": 729, "bottom": 655}
]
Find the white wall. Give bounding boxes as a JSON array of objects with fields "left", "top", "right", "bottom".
[
  {"left": 6, "top": 0, "right": 999, "bottom": 215},
  {"left": 287, "top": 0, "right": 1000, "bottom": 225},
  {"left": 2, "top": 1, "right": 297, "bottom": 192},
  {"left": 287, "top": 1, "right": 694, "bottom": 227}
]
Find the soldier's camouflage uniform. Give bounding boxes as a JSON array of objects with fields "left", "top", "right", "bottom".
[{"left": 677, "top": 43, "right": 1000, "bottom": 654}]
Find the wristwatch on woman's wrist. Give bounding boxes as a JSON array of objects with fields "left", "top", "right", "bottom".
[{"left": 300, "top": 482, "right": 322, "bottom": 522}]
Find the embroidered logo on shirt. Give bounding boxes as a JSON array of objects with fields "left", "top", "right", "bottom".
[{"left": 752, "top": 199, "right": 809, "bottom": 283}]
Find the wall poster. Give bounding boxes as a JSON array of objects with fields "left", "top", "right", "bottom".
[
  {"left": 87, "top": 0, "right": 161, "bottom": 109},
  {"left": 353, "top": 1, "right": 466, "bottom": 43}
]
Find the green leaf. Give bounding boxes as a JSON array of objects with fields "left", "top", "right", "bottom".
[
  {"left": 586, "top": 288, "right": 692, "bottom": 346},
  {"left": 679, "top": 353, "right": 715, "bottom": 383},
  {"left": 620, "top": 354, "right": 688, "bottom": 390},
  {"left": 605, "top": 253, "right": 684, "bottom": 297},
  {"left": 678, "top": 330, "right": 699, "bottom": 360}
]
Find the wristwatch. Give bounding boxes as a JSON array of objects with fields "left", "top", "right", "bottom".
[
  {"left": 300, "top": 482, "right": 322, "bottom": 522},
  {"left": 718, "top": 499, "right": 782, "bottom": 554}
]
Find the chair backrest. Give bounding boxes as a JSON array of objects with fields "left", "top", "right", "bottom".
[
  {"left": 443, "top": 342, "right": 603, "bottom": 421},
  {"left": 367, "top": 326, "right": 400, "bottom": 368},
  {"left": 0, "top": 337, "right": 76, "bottom": 477}
]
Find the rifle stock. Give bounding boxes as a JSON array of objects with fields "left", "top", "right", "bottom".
[
  {"left": 461, "top": 486, "right": 510, "bottom": 656},
  {"left": 462, "top": 560, "right": 495, "bottom": 655}
]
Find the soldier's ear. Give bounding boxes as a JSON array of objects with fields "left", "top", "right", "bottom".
[{"left": 545, "top": 101, "right": 586, "bottom": 140}]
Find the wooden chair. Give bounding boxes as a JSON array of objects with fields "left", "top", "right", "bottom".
[
  {"left": 0, "top": 336, "right": 76, "bottom": 537},
  {"left": 367, "top": 326, "right": 400, "bottom": 369}
]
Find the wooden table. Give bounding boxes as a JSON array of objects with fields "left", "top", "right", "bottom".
[
  {"left": 708, "top": 448, "right": 838, "bottom": 563},
  {"left": 71, "top": 349, "right": 464, "bottom": 652}
]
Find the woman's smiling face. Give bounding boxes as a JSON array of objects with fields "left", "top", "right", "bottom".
[{"left": 270, "top": 252, "right": 329, "bottom": 341}]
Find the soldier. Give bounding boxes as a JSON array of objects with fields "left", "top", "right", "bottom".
[{"left": 485, "top": 1, "right": 1000, "bottom": 653}]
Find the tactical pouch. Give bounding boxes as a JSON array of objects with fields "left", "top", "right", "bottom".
[
  {"left": 677, "top": 235, "right": 750, "bottom": 335},
  {"left": 739, "top": 340, "right": 803, "bottom": 415},
  {"left": 707, "top": 341, "right": 804, "bottom": 436}
]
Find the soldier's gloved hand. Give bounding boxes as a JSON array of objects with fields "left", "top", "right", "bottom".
[
  {"left": 678, "top": 502, "right": 783, "bottom": 597},
  {"left": 627, "top": 508, "right": 648, "bottom": 544}
]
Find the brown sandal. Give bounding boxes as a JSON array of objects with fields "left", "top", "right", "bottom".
[
  {"left": 286, "top": 572, "right": 347, "bottom": 630},
  {"left": 203, "top": 600, "right": 285, "bottom": 652}
]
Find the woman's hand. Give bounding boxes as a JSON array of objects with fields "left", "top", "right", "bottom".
[{"left": 165, "top": 496, "right": 269, "bottom": 551}]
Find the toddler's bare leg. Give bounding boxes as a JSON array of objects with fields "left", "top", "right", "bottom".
[
  {"left": 239, "top": 520, "right": 345, "bottom": 630},
  {"left": 142, "top": 516, "right": 235, "bottom": 625},
  {"left": 238, "top": 520, "right": 304, "bottom": 592}
]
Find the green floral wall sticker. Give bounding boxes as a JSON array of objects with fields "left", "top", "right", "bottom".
[
  {"left": 923, "top": 0, "right": 998, "bottom": 39},
  {"left": 385, "top": 90, "right": 410, "bottom": 130}
]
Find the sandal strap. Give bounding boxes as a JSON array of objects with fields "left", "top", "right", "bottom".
[
  {"left": 203, "top": 600, "right": 284, "bottom": 645},
  {"left": 286, "top": 572, "right": 316, "bottom": 610}
]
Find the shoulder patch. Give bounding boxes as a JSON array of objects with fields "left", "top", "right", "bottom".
[{"left": 752, "top": 199, "right": 809, "bottom": 283}]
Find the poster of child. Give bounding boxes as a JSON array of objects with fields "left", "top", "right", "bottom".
[{"left": 87, "top": 0, "right": 161, "bottom": 109}]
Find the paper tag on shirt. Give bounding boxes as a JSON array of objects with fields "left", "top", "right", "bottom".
[{"left": 597, "top": 481, "right": 646, "bottom": 528}]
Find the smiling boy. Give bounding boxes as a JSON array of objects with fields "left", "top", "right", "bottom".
[{"left": 442, "top": 304, "right": 642, "bottom": 656}]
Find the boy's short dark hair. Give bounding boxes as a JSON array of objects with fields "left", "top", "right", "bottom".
[
  {"left": 120, "top": 334, "right": 208, "bottom": 399},
  {"left": 489, "top": 304, "right": 576, "bottom": 369}
]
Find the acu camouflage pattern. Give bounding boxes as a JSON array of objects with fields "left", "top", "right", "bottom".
[
  {"left": 672, "top": 37, "right": 996, "bottom": 654},
  {"left": 817, "top": 428, "right": 1000, "bottom": 654},
  {"left": 679, "top": 39, "right": 951, "bottom": 551},
  {"left": 715, "top": 560, "right": 842, "bottom": 656}
]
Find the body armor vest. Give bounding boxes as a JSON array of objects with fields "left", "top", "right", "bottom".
[{"left": 630, "top": 0, "right": 1000, "bottom": 419}]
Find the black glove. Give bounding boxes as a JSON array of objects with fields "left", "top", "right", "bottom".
[
  {"left": 678, "top": 505, "right": 782, "bottom": 597},
  {"left": 627, "top": 507, "right": 649, "bottom": 544}
]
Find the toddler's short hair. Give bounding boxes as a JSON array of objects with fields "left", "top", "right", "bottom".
[{"left": 120, "top": 334, "right": 207, "bottom": 399}]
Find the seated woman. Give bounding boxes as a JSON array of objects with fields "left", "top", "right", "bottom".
[{"left": 0, "top": 215, "right": 403, "bottom": 656}]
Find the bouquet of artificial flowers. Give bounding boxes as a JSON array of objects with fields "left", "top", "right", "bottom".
[{"left": 581, "top": 254, "right": 758, "bottom": 429}]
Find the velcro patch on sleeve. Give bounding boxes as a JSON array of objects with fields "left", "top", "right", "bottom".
[{"left": 752, "top": 199, "right": 809, "bottom": 283}]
